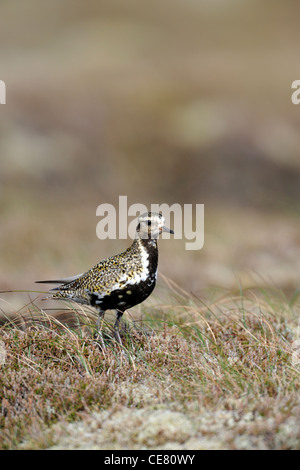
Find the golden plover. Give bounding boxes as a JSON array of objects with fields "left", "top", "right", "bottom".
[{"left": 36, "top": 212, "right": 174, "bottom": 345}]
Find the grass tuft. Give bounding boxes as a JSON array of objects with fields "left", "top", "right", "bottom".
[{"left": 0, "top": 286, "right": 300, "bottom": 449}]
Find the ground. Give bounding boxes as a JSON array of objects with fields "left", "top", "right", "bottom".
[{"left": 1, "top": 286, "right": 300, "bottom": 449}]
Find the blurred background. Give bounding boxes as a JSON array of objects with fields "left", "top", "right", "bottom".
[{"left": 1, "top": 0, "right": 300, "bottom": 310}]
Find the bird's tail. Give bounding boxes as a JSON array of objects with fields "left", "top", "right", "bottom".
[{"left": 36, "top": 274, "right": 84, "bottom": 300}]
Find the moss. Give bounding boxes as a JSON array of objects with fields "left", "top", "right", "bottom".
[{"left": 1, "top": 287, "right": 300, "bottom": 449}]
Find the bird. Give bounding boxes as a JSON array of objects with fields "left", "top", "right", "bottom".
[{"left": 36, "top": 212, "right": 174, "bottom": 346}]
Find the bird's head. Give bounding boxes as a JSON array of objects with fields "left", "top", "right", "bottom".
[{"left": 136, "top": 212, "right": 174, "bottom": 240}]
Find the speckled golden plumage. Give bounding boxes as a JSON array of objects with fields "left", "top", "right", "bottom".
[{"left": 37, "top": 212, "right": 174, "bottom": 346}]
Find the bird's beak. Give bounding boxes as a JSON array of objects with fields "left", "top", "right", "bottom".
[{"left": 161, "top": 224, "right": 174, "bottom": 234}]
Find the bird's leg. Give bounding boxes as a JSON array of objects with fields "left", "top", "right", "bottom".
[
  {"left": 114, "top": 310, "right": 124, "bottom": 345},
  {"left": 95, "top": 309, "right": 106, "bottom": 350}
]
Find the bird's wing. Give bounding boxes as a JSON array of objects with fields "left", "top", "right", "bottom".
[{"left": 35, "top": 273, "right": 85, "bottom": 285}]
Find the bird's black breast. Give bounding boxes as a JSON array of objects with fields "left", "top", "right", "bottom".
[{"left": 91, "top": 238, "right": 158, "bottom": 312}]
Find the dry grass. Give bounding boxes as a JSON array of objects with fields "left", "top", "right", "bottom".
[{"left": 1, "top": 286, "right": 300, "bottom": 449}]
